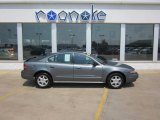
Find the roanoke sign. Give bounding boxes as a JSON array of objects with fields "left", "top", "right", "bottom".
[{"left": 35, "top": 5, "right": 106, "bottom": 22}]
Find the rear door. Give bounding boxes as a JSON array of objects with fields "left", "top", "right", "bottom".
[{"left": 46, "top": 53, "right": 74, "bottom": 81}]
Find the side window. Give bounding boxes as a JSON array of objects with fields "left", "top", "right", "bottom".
[
  {"left": 48, "top": 53, "right": 71, "bottom": 63},
  {"left": 74, "top": 53, "right": 94, "bottom": 64},
  {"left": 48, "top": 56, "right": 55, "bottom": 62}
]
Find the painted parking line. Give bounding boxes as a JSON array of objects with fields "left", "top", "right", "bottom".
[
  {"left": 0, "top": 87, "right": 32, "bottom": 102},
  {"left": 94, "top": 87, "right": 109, "bottom": 120}
]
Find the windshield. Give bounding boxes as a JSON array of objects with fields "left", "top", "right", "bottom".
[{"left": 90, "top": 55, "right": 107, "bottom": 64}]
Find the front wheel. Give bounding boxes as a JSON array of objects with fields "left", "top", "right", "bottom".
[
  {"left": 35, "top": 73, "right": 52, "bottom": 88},
  {"left": 107, "top": 73, "right": 124, "bottom": 89}
]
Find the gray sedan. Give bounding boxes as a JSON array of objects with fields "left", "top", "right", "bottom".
[{"left": 21, "top": 52, "right": 138, "bottom": 89}]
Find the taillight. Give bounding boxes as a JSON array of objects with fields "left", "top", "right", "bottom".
[{"left": 23, "top": 63, "right": 27, "bottom": 70}]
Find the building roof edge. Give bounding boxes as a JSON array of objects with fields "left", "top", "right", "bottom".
[{"left": 0, "top": 0, "right": 160, "bottom": 5}]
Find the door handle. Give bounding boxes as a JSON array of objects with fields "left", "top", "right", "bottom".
[
  {"left": 76, "top": 67, "right": 81, "bottom": 69},
  {"left": 50, "top": 66, "right": 55, "bottom": 68}
]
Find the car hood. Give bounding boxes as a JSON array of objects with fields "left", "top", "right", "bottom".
[{"left": 106, "top": 61, "right": 134, "bottom": 70}]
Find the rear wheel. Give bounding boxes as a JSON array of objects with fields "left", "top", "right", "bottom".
[
  {"left": 35, "top": 73, "right": 52, "bottom": 88},
  {"left": 107, "top": 73, "right": 124, "bottom": 89}
]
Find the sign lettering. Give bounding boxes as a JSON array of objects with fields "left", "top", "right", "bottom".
[{"left": 35, "top": 5, "right": 107, "bottom": 22}]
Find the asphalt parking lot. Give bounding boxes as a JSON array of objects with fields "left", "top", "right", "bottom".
[{"left": 0, "top": 70, "right": 160, "bottom": 120}]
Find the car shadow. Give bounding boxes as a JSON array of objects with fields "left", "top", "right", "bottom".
[
  {"left": 23, "top": 80, "right": 36, "bottom": 87},
  {"left": 23, "top": 80, "right": 105, "bottom": 88},
  {"left": 52, "top": 83, "right": 105, "bottom": 88},
  {"left": 123, "top": 83, "right": 135, "bottom": 88},
  {"left": 23, "top": 80, "right": 135, "bottom": 89}
]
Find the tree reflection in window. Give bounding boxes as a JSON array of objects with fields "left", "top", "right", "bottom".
[{"left": 92, "top": 24, "right": 121, "bottom": 61}]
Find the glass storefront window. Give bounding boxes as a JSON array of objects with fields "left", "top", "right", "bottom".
[
  {"left": 91, "top": 24, "right": 121, "bottom": 60},
  {"left": 0, "top": 24, "right": 18, "bottom": 60},
  {"left": 125, "top": 24, "right": 154, "bottom": 61},
  {"left": 57, "top": 24, "right": 86, "bottom": 52},
  {"left": 22, "top": 23, "right": 51, "bottom": 59}
]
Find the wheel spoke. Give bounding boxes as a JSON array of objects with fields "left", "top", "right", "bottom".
[{"left": 44, "top": 80, "right": 48, "bottom": 84}]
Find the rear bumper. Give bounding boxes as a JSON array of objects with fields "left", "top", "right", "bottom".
[
  {"left": 21, "top": 70, "right": 35, "bottom": 80},
  {"left": 126, "top": 72, "right": 138, "bottom": 83}
]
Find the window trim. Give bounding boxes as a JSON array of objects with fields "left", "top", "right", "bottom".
[{"left": 153, "top": 24, "right": 159, "bottom": 61}]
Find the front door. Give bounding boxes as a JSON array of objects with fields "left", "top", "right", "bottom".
[{"left": 73, "top": 53, "right": 103, "bottom": 82}]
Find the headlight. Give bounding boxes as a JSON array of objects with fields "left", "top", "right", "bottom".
[{"left": 130, "top": 70, "right": 137, "bottom": 74}]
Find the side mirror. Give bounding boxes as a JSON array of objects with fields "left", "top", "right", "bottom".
[{"left": 92, "top": 62, "right": 98, "bottom": 66}]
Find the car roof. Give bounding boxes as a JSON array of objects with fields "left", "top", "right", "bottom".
[{"left": 52, "top": 51, "right": 87, "bottom": 55}]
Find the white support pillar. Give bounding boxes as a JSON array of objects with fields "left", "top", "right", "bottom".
[
  {"left": 51, "top": 23, "right": 57, "bottom": 53},
  {"left": 86, "top": 23, "right": 91, "bottom": 54},
  {"left": 17, "top": 23, "right": 23, "bottom": 62},
  {"left": 153, "top": 24, "right": 159, "bottom": 62},
  {"left": 120, "top": 24, "right": 126, "bottom": 62}
]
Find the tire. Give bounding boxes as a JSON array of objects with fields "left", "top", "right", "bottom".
[
  {"left": 35, "top": 73, "right": 53, "bottom": 88},
  {"left": 107, "top": 73, "right": 124, "bottom": 89}
]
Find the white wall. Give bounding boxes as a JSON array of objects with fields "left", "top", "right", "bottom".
[
  {"left": 0, "top": 63, "right": 23, "bottom": 70},
  {"left": 0, "top": 0, "right": 160, "bottom": 4},
  {"left": 0, "top": 4, "right": 160, "bottom": 23}
]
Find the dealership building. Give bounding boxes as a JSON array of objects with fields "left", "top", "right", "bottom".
[{"left": 0, "top": 0, "right": 160, "bottom": 69}]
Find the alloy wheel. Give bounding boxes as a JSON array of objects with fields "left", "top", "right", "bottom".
[
  {"left": 37, "top": 75, "right": 49, "bottom": 87},
  {"left": 110, "top": 75, "right": 122, "bottom": 88}
]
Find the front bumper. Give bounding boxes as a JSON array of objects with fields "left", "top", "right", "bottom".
[
  {"left": 21, "top": 70, "right": 35, "bottom": 80},
  {"left": 126, "top": 72, "right": 139, "bottom": 83}
]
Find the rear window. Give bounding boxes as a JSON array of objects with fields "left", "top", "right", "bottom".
[{"left": 48, "top": 53, "right": 71, "bottom": 64}]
